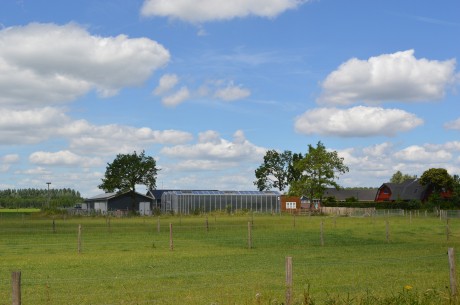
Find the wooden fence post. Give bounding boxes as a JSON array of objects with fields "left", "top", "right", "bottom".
[
  {"left": 169, "top": 223, "right": 173, "bottom": 251},
  {"left": 12, "top": 271, "right": 21, "bottom": 305},
  {"left": 448, "top": 248, "right": 457, "bottom": 297},
  {"left": 386, "top": 220, "right": 390, "bottom": 243},
  {"left": 248, "top": 222, "right": 252, "bottom": 249},
  {"left": 447, "top": 219, "right": 451, "bottom": 241},
  {"left": 77, "top": 224, "right": 82, "bottom": 254},
  {"left": 320, "top": 221, "right": 324, "bottom": 246},
  {"left": 285, "top": 256, "right": 293, "bottom": 305},
  {"left": 206, "top": 216, "right": 209, "bottom": 232}
]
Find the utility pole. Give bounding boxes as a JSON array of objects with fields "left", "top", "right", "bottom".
[{"left": 46, "top": 182, "right": 51, "bottom": 208}]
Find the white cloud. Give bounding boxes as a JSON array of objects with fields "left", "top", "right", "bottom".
[
  {"left": 444, "top": 117, "right": 460, "bottom": 130},
  {"left": 161, "top": 130, "right": 265, "bottom": 161},
  {"left": 64, "top": 121, "right": 193, "bottom": 155},
  {"left": 29, "top": 150, "right": 103, "bottom": 167},
  {"left": 0, "top": 107, "right": 193, "bottom": 152},
  {"left": 0, "top": 154, "right": 20, "bottom": 173},
  {"left": 141, "top": 0, "right": 307, "bottom": 23},
  {"left": 154, "top": 74, "right": 179, "bottom": 95},
  {"left": 294, "top": 106, "right": 423, "bottom": 137},
  {"left": 0, "top": 23, "right": 170, "bottom": 107},
  {"left": 162, "top": 87, "right": 191, "bottom": 107},
  {"left": 317, "top": 50, "right": 456, "bottom": 106},
  {"left": 394, "top": 145, "right": 452, "bottom": 163},
  {"left": 0, "top": 107, "right": 69, "bottom": 144},
  {"left": 214, "top": 82, "right": 251, "bottom": 101}
]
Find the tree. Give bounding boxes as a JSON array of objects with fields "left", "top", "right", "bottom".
[
  {"left": 419, "top": 168, "right": 454, "bottom": 193},
  {"left": 99, "top": 151, "right": 158, "bottom": 209},
  {"left": 254, "top": 150, "right": 302, "bottom": 192},
  {"left": 288, "top": 141, "right": 349, "bottom": 203},
  {"left": 390, "top": 170, "right": 416, "bottom": 184}
]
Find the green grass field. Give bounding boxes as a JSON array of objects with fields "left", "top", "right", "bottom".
[{"left": 0, "top": 213, "right": 458, "bottom": 304}]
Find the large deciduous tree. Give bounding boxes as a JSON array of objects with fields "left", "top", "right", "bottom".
[
  {"left": 289, "top": 141, "right": 349, "bottom": 203},
  {"left": 254, "top": 150, "right": 302, "bottom": 192},
  {"left": 99, "top": 151, "right": 158, "bottom": 208},
  {"left": 419, "top": 168, "right": 454, "bottom": 193}
]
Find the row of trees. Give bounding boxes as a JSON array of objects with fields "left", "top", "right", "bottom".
[
  {"left": 254, "top": 141, "right": 349, "bottom": 202},
  {"left": 0, "top": 188, "right": 83, "bottom": 209}
]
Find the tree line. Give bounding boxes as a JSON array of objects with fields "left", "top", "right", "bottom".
[{"left": 0, "top": 188, "right": 83, "bottom": 209}]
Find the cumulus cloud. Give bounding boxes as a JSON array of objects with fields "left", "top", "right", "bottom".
[
  {"left": 140, "top": 0, "right": 307, "bottom": 23},
  {"left": 29, "top": 150, "right": 103, "bottom": 167},
  {"left": 0, "top": 22, "right": 170, "bottom": 107},
  {"left": 0, "top": 107, "right": 69, "bottom": 144},
  {"left": 0, "top": 107, "right": 193, "bottom": 151},
  {"left": 154, "top": 74, "right": 179, "bottom": 95},
  {"left": 162, "top": 87, "right": 191, "bottom": 107},
  {"left": 161, "top": 130, "right": 265, "bottom": 161},
  {"left": 214, "top": 82, "right": 251, "bottom": 101},
  {"left": 394, "top": 145, "right": 452, "bottom": 163},
  {"left": 317, "top": 50, "right": 456, "bottom": 106},
  {"left": 0, "top": 154, "right": 19, "bottom": 172},
  {"left": 444, "top": 117, "right": 460, "bottom": 130},
  {"left": 294, "top": 106, "right": 423, "bottom": 137}
]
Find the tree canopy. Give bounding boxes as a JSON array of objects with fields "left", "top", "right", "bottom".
[
  {"left": 419, "top": 168, "right": 454, "bottom": 193},
  {"left": 390, "top": 170, "right": 417, "bottom": 184},
  {"left": 99, "top": 150, "right": 158, "bottom": 194},
  {"left": 253, "top": 150, "right": 302, "bottom": 192},
  {"left": 254, "top": 142, "right": 348, "bottom": 203},
  {"left": 288, "top": 141, "right": 349, "bottom": 202}
]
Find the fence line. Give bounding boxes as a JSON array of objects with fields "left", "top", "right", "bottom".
[{"left": 1, "top": 214, "right": 459, "bottom": 304}]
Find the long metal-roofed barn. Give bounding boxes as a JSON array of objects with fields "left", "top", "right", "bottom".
[{"left": 160, "top": 190, "right": 281, "bottom": 214}]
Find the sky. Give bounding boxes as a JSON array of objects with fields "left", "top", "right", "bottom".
[{"left": 0, "top": 0, "right": 459, "bottom": 198}]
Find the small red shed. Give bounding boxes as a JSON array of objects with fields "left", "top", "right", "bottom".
[{"left": 280, "top": 196, "right": 301, "bottom": 213}]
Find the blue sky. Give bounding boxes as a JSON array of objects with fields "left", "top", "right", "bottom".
[{"left": 1, "top": 0, "right": 459, "bottom": 197}]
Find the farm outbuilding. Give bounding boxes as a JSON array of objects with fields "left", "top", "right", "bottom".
[
  {"left": 85, "top": 191, "right": 155, "bottom": 215},
  {"left": 160, "top": 190, "right": 281, "bottom": 214},
  {"left": 280, "top": 196, "right": 301, "bottom": 213}
]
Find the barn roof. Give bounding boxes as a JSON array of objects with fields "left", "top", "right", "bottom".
[
  {"left": 381, "top": 179, "right": 427, "bottom": 201},
  {"left": 86, "top": 191, "right": 154, "bottom": 202}
]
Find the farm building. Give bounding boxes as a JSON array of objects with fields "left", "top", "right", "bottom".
[
  {"left": 85, "top": 191, "right": 155, "bottom": 215},
  {"left": 280, "top": 196, "right": 301, "bottom": 213},
  {"left": 375, "top": 179, "right": 452, "bottom": 202},
  {"left": 160, "top": 190, "right": 281, "bottom": 214}
]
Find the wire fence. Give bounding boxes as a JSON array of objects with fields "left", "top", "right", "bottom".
[{"left": 0, "top": 212, "right": 459, "bottom": 304}]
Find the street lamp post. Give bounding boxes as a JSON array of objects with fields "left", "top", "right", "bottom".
[{"left": 46, "top": 182, "right": 51, "bottom": 208}]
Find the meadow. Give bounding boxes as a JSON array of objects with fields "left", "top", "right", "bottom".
[{"left": 0, "top": 211, "right": 458, "bottom": 304}]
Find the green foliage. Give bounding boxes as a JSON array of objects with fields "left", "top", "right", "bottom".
[
  {"left": 254, "top": 150, "right": 302, "bottom": 191},
  {"left": 419, "top": 168, "right": 454, "bottom": 193},
  {"left": 99, "top": 150, "right": 158, "bottom": 193},
  {"left": 0, "top": 188, "right": 82, "bottom": 209},
  {"left": 289, "top": 141, "right": 349, "bottom": 200},
  {"left": 390, "top": 170, "right": 417, "bottom": 183}
]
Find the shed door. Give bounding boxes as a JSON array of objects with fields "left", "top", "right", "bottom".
[
  {"left": 139, "top": 202, "right": 151, "bottom": 216},
  {"left": 94, "top": 201, "right": 107, "bottom": 214}
]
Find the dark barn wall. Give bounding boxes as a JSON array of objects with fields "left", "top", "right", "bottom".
[{"left": 108, "top": 193, "right": 153, "bottom": 211}]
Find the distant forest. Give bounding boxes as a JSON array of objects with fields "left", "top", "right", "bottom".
[{"left": 0, "top": 188, "right": 83, "bottom": 209}]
